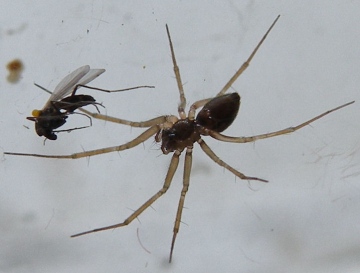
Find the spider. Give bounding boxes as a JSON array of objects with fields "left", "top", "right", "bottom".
[
  {"left": 5, "top": 15, "right": 354, "bottom": 262},
  {"left": 26, "top": 65, "right": 154, "bottom": 140}
]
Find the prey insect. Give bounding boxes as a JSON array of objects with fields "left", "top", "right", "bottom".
[
  {"left": 28, "top": 65, "right": 154, "bottom": 140},
  {"left": 5, "top": 15, "right": 354, "bottom": 262}
]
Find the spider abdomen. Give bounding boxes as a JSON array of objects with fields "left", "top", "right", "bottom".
[{"left": 196, "top": 92, "right": 240, "bottom": 132}]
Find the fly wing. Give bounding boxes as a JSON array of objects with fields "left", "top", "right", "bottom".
[
  {"left": 43, "top": 66, "right": 105, "bottom": 109},
  {"left": 48, "top": 65, "right": 90, "bottom": 103},
  {"left": 76, "top": 68, "right": 106, "bottom": 86}
]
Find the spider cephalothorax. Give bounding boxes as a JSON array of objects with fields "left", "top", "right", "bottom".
[
  {"left": 160, "top": 92, "right": 240, "bottom": 154},
  {"left": 160, "top": 119, "right": 201, "bottom": 154}
]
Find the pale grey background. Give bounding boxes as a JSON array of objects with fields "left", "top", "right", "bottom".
[{"left": 1, "top": 1, "right": 359, "bottom": 272}]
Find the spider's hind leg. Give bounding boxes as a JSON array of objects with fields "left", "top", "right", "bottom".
[
  {"left": 198, "top": 138, "right": 268, "bottom": 182},
  {"left": 71, "top": 150, "right": 181, "bottom": 238}
]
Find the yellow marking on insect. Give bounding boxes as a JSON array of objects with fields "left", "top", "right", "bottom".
[{"left": 31, "top": 109, "right": 42, "bottom": 117}]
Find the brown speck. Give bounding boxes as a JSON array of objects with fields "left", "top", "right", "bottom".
[{"left": 6, "top": 59, "right": 24, "bottom": 83}]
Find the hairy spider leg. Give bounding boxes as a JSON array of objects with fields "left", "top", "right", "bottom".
[
  {"left": 79, "top": 108, "right": 168, "bottom": 128},
  {"left": 216, "top": 15, "right": 280, "bottom": 97},
  {"left": 169, "top": 147, "right": 192, "bottom": 262},
  {"left": 4, "top": 125, "right": 160, "bottom": 159},
  {"left": 163, "top": 19, "right": 280, "bottom": 261},
  {"left": 166, "top": 24, "right": 186, "bottom": 119},
  {"left": 209, "top": 101, "right": 354, "bottom": 143},
  {"left": 198, "top": 138, "right": 268, "bottom": 182},
  {"left": 73, "top": 16, "right": 281, "bottom": 126},
  {"left": 71, "top": 150, "right": 181, "bottom": 237}
]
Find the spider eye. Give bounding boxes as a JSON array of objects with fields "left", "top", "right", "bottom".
[{"left": 161, "top": 130, "right": 176, "bottom": 153}]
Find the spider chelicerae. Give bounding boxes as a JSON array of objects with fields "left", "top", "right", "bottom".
[{"left": 5, "top": 15, "right": 354, "bottom": 262}]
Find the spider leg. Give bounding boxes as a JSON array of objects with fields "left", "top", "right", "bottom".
[
  {"left": 4, "top": 125, "right": 160, "bottom": 159},
  {"left": 188, "top": 97, "right": 213, "bottom": 120},
  {"left": 217, "top": 15, "right": 280, "bottom": 97},
  {"left": 209, "top": 101, "right": 354, "bottom": 143},
  {"left": 71, "top": 150, "right": 181, "bottom": 237},
  {"left": 198, "top": 138, "right": 268, "bottom": 182},
  {"left": 79, "top": 108, "right": 167, "bottom": 128},
  {"left": 169, "top": 146, "right": 192, "bottom": 262},
  {"left": 166, "top": 24, "right": 187, "bottom": 119}
]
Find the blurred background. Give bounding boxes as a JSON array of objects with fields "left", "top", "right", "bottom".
[{"left": 1, "top": 1, "right": 359, "bottom": 272}]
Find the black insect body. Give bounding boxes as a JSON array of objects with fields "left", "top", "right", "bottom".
[
  {"left": 55, "top": 94, "right": 96, "bottom": 112},
  {"left": 28, "top": 65, "right": 155, "bottom": 140},
  {"left": 27, "top": 106, "right": 67, "bottom": 141},
  {"left": 28, "top": 94, "right": 99, "bottom": 140},
  {"left": 28, "top": 65, "right": 105, "bottom": 140}
]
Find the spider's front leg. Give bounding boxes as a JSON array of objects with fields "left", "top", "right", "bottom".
[
  {"left": 4, "top": 125, "right": 160, "bottom": 159},
  {"left": 79, "top": 108, "right": 168, "bottom": 128}
]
